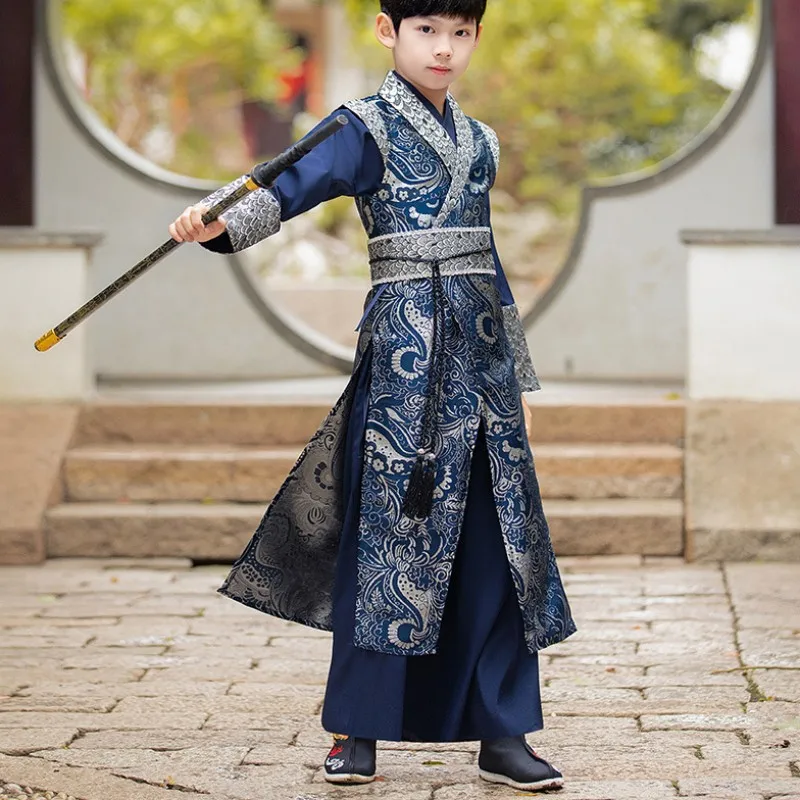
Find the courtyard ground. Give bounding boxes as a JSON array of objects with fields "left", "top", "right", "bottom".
[{"left": 1, "top": 556, "right": 798, "bottom": 800}]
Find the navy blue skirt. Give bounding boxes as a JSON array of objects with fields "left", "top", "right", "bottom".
[{"left": 321, "top": 344, "right": 543, "bottom": 742}]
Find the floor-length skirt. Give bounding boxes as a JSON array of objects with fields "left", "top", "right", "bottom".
[{"left": 320, "top": 343, "right": 544, "bottom": 742}]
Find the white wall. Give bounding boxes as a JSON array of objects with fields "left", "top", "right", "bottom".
[
  {"left": 0, "top": 242, "right": 92, "bottom": 400},
  {"left": 686, "top": 237, "right": 800, "bottom": 401},
  {"left": 527, "top": 39, "right": 774, "bottom": 384},
  {"left": 35, "top": 41, "right": 335, "bottom": 383}
]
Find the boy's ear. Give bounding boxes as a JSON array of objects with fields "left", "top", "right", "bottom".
[
  {"left": 474, "top": 22, "right": 483, "bottom": 46},
  {"left": 375, "top": 12, "right": 397, "bottom": 49}
]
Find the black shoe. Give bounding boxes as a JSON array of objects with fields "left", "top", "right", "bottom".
[
  {"left": 479, "top": 735, "right": 563, "bottom": 792},
  {"left": 323, "top": 735, "right": 377, "bottom": 784}
]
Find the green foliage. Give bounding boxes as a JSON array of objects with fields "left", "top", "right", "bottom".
[
  {"left": 646, "top": 0, "right": 752, "bottom": 49},
  {"left": 61, "top": 0, "right": 301, "bottom": 177},
  {"left": 344, "top": 0, "right": 753, "bottom": 211},
  {"left": 61, "top": 0, "right": 753, "bottom": 205}
]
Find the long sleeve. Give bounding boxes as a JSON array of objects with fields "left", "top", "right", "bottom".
[
  {"left": 488, "top": 196, "right": 541, "bottom": 393},
  {"left": 200, "top": 108, "right": 385, "bottom": 254}
]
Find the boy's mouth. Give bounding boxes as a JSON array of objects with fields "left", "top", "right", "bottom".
[{"left": 429, "top": 66, "right": 452, "bottom": 75}]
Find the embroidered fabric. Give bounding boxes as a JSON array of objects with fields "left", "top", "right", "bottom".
[
  {"left": 344, "top": 99, "right": 391, "bottom": 165},
  {"left": 199, "top": 175, "right": 281, "bottom": 252},
  {"left": 376, "top": 71, "right": 476, "bottom": 228},
  {"left": 475, "top": 120, "right": 500, "bottom": 173},
  {"left": 218, "top": 371, "right": 357, "bottom": 631},
  {"left": 352, "top": 275, "right": 573, "bottom": 654},
  {"left": 368, "top": 227, "right": 491, "bottom": 261},
  {"left": 378, "top": 71, "right": 458, "bottom": 177},
  {"left": 216, "top": 73, "right": 575, "bottom": 657},
  {"left": 371, "top": 252, "right": 494, "bottom": 286},
  {"left": 502, "top": 304, "right": 542, "bottom": 393}
]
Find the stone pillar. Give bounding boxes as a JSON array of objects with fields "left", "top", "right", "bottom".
[
  {"left": 683, "top": 229, "right": 800, "bottom": 560},
  {"left": 0, "top": 230, "right": 101, "bottom": 564},
  {"left": 0, "top": 229, "right": 102, "bottom": 401},
  {"left": 774, "top": 0, "right": 800, "bottom": 224}
]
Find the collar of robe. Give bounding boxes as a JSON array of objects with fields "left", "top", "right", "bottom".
[{"left": 378, "top": 70, "right": 475, "bottom": 228}]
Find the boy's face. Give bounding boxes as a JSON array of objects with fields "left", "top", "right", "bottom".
[{"left": 376, "top": 14, "right": 482, "bottom": 94}]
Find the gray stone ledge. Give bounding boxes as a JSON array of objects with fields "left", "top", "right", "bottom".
[
  {"left": 681, "top": 227, "right": 800, "bottom": 246},
  {"left": 0, "top": 228, "right": 104, "bottom": 250}
]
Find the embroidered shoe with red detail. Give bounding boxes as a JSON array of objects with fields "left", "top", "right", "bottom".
[{"left": 324, "top": 735, "right": 377, "bottom": 784}]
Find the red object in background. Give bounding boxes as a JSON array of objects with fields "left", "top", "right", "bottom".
[
  {"left": 0, "top": 0, "right": 34, "bottom": 225},
  {"left": 278, "top": 58, "right": 310, "bottom": 106},
  {"left": 243, "top": 42, "right": 312, "bottom": 159},
  {"left": 774, "top": 0, "right": 800, "bottom": 224}
]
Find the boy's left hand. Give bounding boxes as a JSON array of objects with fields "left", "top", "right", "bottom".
[{"left": 522, "top": 394, "right": 532, "bottom": 440}]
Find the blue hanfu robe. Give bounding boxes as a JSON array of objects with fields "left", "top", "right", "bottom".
[{"left": 201, "top": 71, "right": 576, "bottom": 742}]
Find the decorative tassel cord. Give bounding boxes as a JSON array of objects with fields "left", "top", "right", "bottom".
[
  {"left": 401, "top": 260, "right": 446, "bottom": 521},
  {"left": 367, "top": 246, "right": 491, "bottom": 521}
]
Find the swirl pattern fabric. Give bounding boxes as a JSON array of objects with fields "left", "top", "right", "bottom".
[
  {"left": 217, "top": 72, "right": 575, "bottom": 656},
  {"left": 218, "top": 301, "right": 377, "bottom": 629},
  {"left": 503, "top": 304, "right": 542, "bottom": 393},
  {"left": 353, "top": 273, "right": 575, "bottom": 654}
]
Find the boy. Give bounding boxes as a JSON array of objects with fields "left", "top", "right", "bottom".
[{"left": 170, "top": 0, "right": 576, "bottom": 791}]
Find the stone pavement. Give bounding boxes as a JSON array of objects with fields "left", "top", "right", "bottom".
[{"left": 0, "top": 557, "right": 798, "bottom": 800}]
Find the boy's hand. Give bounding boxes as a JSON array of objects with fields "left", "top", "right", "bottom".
[
  {"left": 169, "top": 204, "right": 227, "bottom": 244},
  {"left": 522, "top": 394, "right": 532, "bottom": 440}
]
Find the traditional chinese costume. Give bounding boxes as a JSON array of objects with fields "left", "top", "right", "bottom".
[{"left": 201, "top": 70, "right": 576, "bottom": 742}]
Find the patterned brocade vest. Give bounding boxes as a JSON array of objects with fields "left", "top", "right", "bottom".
[{"left": 347, "top": 76, "right": 497, "bottom": 239}]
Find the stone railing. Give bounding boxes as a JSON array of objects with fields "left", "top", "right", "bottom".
[{"left": 0, "top": 229, "right": 102, "bottom": 564}]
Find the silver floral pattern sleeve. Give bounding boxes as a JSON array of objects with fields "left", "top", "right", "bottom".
[
  {"left": 200, "top": 175, "right": 282, "bottom": 252},
  {"left": 503, "top": 303, "right": 542, "bottom": 392}
]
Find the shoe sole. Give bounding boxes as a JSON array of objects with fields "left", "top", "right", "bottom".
[
  {"left": 324, "top": 773, "right": 376, "bottom": 785},
  {"left": 479, "top": 769, "right": 564, "bottom": 792}
]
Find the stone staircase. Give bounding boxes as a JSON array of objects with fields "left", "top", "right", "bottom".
[{"left": 45, "top": 389, "right": 686, "bottom": 560}]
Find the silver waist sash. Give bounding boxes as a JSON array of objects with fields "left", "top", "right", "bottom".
[{"left": 367, "top": 227, "right": 495, "bottom": 286}]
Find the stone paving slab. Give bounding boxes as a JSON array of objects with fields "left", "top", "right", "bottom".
[
  {"left": 67, "top": 730, "right": 297, "bottom": 750},
  {"left": 755, "top": 671, "right": 800, "bottom": 703},
  {"left": 0, "top": 730, "right": 79, "bottom": 757},
  {"left": 15, "top": 681, "right": 232, "bottom": 699},
  {"left": 0, "top": 754, "right": 211, "bottom": 800},
  {"left": 1, "top": 556, "right": 799, "bottom": 800}
]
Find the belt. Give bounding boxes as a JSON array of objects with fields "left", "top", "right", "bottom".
[{"left": 367, "top": 227, "right": 495, "bottom": 286}]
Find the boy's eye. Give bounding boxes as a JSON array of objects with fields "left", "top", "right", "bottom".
[
  {"left": 419, "top": 25, "right": 434, "bottom": 33},
  {"left": 456, "top": 29, "right": 471, "bottom": 37}
]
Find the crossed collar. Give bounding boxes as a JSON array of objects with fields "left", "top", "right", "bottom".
[{"left": 378, "top": 70, "right": 475, "bottom": 225}]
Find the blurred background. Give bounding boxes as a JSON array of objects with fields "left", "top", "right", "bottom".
[{"left": 55, "top": 0, "right": 756, "bottom": 348}]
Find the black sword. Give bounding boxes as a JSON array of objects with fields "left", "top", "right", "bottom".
[{"left": 35, "top": 114, "right": 349, "bottom": 352}]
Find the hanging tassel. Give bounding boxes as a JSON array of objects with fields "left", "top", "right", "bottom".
[
  {"left": 401, "top": 260, "right": 443, "bottom": 522},
  {"left": 402, "top": 448, "right": 437, "bottom": 520}
]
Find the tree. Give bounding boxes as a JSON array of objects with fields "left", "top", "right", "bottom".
[
  {"left": 647, "top": 0, "right": 752, "bottom": 50},
  {"left": 343, "top": 0, "right": 753, "bottom": 211},
  {"left": 61, "top": 0, "right": 301, "bottom": 178}
]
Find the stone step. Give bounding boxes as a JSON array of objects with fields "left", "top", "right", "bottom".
[
  {"left": 63, "top": 443, "right": 683, "bottom": 502},
  {"left": 73, "top": 400, "right": 685, "bottom": 447},
  {"left": 44, "top": 499, "right": 684, "bottom": 559}
]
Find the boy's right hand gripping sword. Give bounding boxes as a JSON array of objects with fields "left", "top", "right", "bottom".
[{"left": 34, "top": 114, "right": 349, "bottom": 352}]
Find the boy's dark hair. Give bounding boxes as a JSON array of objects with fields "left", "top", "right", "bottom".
[{"left": 380, "top": 0, "right": 487, "bottom": 31}]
